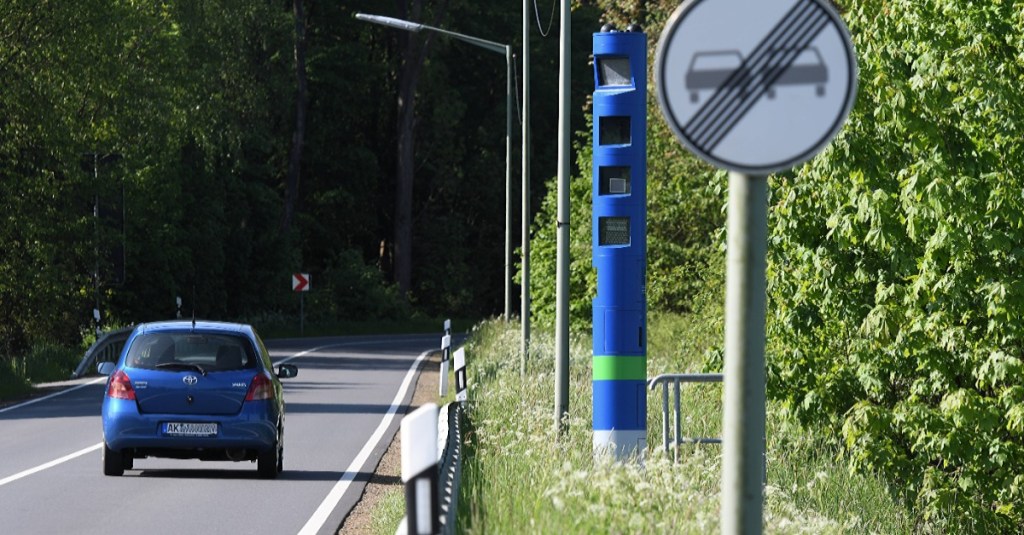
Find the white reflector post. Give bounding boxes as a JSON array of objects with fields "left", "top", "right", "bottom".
[
  {"left": 439, "top": 334, "right": 452, "bottom": 397},
  {"left": 454, "top": 348, "right": 467, "bottom": 403},
  {"left": 401, "top": 403, "right": 439, "bottom": 535}
]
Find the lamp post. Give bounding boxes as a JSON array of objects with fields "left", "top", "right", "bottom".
[
  {"left": 83, "top": 151, "right": 123, "bottom": 336},
  {"left": 355, "top": 13, "right": 515, "bottom": 322}
]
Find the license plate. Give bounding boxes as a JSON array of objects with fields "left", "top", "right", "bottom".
[{"left": 163, "top": 422, "right": 218, "bottom": 437}]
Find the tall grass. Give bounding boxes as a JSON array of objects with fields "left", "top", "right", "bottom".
[
  {"left": 455, "top": 316, "right": 919, "bottom": 534},
  {"left": 0, "top": 343, "right": 81, "bottom": 401}
]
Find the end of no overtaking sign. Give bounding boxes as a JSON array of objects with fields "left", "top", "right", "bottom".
[{"left": 655, "top": 0, "right": 858, "bottom": 174}]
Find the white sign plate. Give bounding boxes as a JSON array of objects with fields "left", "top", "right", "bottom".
[
  {"left": 656, "top": 0, "right": 857, "bottom": 174},
  {"left": 292, "top": 272, "right": 310, "bottom": 292}
]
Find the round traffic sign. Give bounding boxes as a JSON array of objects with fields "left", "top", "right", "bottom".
[{"left": 655, "top": 0, "right": 857, "bottom": 174}]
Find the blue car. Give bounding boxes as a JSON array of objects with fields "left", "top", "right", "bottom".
[{"left": 98, "top": 320, "right": 297, "bottom": 478}]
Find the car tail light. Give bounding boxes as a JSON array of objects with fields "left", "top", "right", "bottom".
[
  {"left": 108, "top": 370, "right": 136, "bottom": 400},
  {"left": 245, "top": 372, "right": 275, "bottom": 401}
]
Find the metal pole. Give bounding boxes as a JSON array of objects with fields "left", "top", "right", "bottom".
[
  {"left": 93, "top": 153, "right": 101, "bottom": 336},
  {"left": 505, "top": 47, "right": 513, "bottom": 322},
  {"left": 520, "top": 0, "right": 532, "bottom": 375},
  {"left": 721, "top": 171, "right": 768, "bottom": 535},
  {"left": 553, "top": 0, "right": 571, "bottom": 433}
]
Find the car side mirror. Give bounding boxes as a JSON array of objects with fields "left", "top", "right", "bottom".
[
  {"left": 97, "top": 362, "right": 116, "bottom": 376},
  {"left": 276, "top": 364, "right": 298, "bottom": 379}
]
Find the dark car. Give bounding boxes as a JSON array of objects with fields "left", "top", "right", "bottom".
[{"left": 98, "top": 320, "right": 297, "bottom": 478}]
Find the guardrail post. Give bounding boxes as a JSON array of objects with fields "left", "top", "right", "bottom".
[{"left": 401, "top": 403, "right": 440, "bottom": 535}]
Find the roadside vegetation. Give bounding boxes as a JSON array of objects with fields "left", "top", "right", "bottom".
[
  {"left": 0, "top": 341, "right": 90, "bottom": 401},
  {"left": 454, "top": 313, "right": 924, "bottom": 533}
]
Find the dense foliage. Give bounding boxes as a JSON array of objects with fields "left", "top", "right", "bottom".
[
  {"left": 0, "top": 0, "right": 589, "bottom": 360},
  {"left": 768, "top": 0, "right": 1024, "bottom": 529}
]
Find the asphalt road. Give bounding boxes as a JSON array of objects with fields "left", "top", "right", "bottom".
[{"left": 0, "top": 333, "right": 441, "bottom": 535}]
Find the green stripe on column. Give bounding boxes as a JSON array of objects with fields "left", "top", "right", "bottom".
[{"left": 592, "top": 355, "right": 646, "bottom": 381}]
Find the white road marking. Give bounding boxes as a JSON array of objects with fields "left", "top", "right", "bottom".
[
  {"left": 0, "top": 443, "right": 102, "bottom": 488},
  {"left": 297, "top": 349, "right": 432, "bottom": 535}
]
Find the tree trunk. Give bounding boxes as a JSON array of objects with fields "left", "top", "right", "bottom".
[
  {"left": 392, "top": 0, "right": 427, "bottom": 296},
  {"left": 282, "top": 0, "right": 308, "bottom": 233}
]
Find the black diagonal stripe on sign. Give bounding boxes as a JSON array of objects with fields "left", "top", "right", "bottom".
[
  {"left": 684, "top": 0, "right": 830, "bottom": 153},
  {"left": 684, "top": 1, "right": 823, "bottom": 147},
  {"left": 700, "top": 10, "right": 829, "bottom": 151},
  {"left": 684, "top": 1, "right": 813, "bottom": 144},
  {"left": 687, "top": 1, "right": 827, "bottom": 149}
]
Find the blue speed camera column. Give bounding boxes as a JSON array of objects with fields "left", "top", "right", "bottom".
[{"left": 592, "top": 25, "right": 647, "bottom": 459}]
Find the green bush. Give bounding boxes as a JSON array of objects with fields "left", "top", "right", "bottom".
[
  {"left": 767, "top": 0, "right": 1024, "bottom": 529},
  {"left": 0, "top": 360, "right": 31, "bottom": 400},
  {"left": 19, "top": 343, "right": 80, "bottom": 383},
  {"left": 0, "top": 342, "right": 80, "bottom": 401},
  {"left": 306, "top": 249, "right": 413, "bottom": 322}
]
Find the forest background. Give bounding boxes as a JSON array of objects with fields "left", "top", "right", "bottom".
[{"left": 3, "top": 0, "right": 1023, "bottom": 529}]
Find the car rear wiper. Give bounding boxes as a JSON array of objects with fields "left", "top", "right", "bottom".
[{"left": 155, "top": 362, "right": 208, "bottom": 376}]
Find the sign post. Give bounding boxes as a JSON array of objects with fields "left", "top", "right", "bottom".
[
  {"left": 292, "top": 273, "right": 310, "bottom": 335},
  {"left": 655, "top": 0, "right": 856, "bottom": 532}
]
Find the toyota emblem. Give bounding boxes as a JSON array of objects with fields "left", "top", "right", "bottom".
[{"left": 182, "top": 375, "right": 199, "bottom": 386}]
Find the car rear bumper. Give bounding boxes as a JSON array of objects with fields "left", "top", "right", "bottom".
[{"left": 102, "top": 398, "right": 280, "bottom": 454}]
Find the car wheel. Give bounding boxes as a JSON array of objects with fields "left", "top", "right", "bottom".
[
  {"left": 103, "top": 443, "right": 124, "bottom": 477},
  {"left": 122, "top": 449, "right": 134, "bottom": 471},
  {"left": 257, "top": 443, "right": 280, "bottom": 479}
]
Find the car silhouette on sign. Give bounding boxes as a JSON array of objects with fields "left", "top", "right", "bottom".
[{"left": 685, "top": 47, "right": 828, "bottom": 103}]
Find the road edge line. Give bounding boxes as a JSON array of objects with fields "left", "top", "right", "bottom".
[{"left": 296, "top": 348, "right": 432, "bottom": 535}]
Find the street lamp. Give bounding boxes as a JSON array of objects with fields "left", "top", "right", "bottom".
[
  {"left": 355, "top": 13, "right": 516, "bottom": 322},
  {"left": 82, "top": 151, "right": 123, "bottom": 335}
]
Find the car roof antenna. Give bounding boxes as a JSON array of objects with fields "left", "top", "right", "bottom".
[{"left": 191, "top": 283, "right": 196, "bottom": 331}]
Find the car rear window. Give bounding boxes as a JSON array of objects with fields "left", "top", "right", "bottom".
[{"left": 125, "top": 333, "right": 258, "bottom": 372}]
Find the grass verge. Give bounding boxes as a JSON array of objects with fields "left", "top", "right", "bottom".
[{"left": 453, "top": 315, "right": 920, "bottom": 534}]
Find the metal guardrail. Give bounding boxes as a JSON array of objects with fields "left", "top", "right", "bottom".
[
  {"left": 397, "top": 324, "right": 466, "bottom": 535},
  {"left": 71, "top": 326, "right": 135, "bottom": 378},
  {"left": 437, "top": 402, "right": 463, "bottom": 534},
  {"left": 648, "top": 373, "right": 724, "bottom": 460}
]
